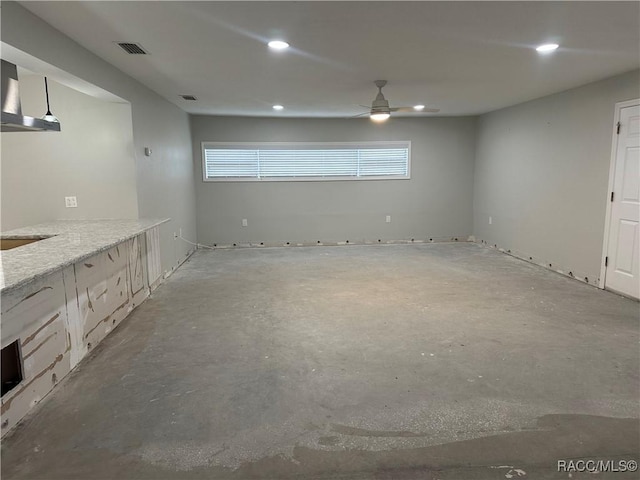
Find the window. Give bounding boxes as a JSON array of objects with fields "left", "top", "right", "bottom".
[{"left": 202, "top": 142, "right": 410, "bottom": 182}]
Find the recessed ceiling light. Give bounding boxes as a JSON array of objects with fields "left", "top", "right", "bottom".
[
  {"left": 413, "top": 105, "right": 425, "bottom": 111},
  {"left": 272, "top": 104, "right": 284, "bottom": 110},
  {"left": 536, "top": 43, "right": 559, "bottom": 53},
  {"left": 268, "top": 40, "right": 290, "bottom": 50}
]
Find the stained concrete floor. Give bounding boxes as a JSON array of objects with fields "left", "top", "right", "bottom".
[{"left": 2, "top": 243, "right": 639, "bottom": 480}]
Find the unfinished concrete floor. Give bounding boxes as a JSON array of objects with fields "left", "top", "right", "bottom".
[{"left": 2, "top": 243, "right": 639, "bottom": 479}]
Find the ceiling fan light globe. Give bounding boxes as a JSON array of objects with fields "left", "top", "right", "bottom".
[{"left": 370, "top": 112, "right": 390, "bottom": 122}]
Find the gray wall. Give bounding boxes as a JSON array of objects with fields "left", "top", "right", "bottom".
[
  {"left": 1, "top": 1, "right": 197, "bottom": 274},
  {"left": 191, "top": 116, "right": 476, "bottom": 245},
  {"left": 473, "top": 69, "right": 640, "bottom": 283},
  {"left": 1, "top": 75, "right": 138, "bottom": 229},
  {"left": 6, "top": 1, "right": 636, "bottom": 286}
]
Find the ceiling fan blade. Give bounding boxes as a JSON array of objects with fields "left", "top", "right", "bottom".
[
  {"left": 390, "top": 106, "right": 440, "bottom": 113},
  {"left": 349, "top": 112, "right": 370, "bottom": 118}
]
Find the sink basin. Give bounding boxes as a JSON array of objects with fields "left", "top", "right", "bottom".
[{"left": 0, "top": 237, "right": 51, "bottom": 250}]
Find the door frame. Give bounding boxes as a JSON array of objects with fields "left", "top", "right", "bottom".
[{"left": 599, "top": 98, "right": 640, "bottom": 290}]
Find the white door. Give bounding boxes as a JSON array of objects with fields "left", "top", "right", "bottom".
[{"left": 605, "top": 103, "right": 640, "bottom": 299}]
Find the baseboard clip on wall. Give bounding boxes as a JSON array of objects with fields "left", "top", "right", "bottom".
[
  {"left": 190, "top": 236, "right": 472, "bottom": 250},
  {"left": 474, "top": 239, "right": 600, "bottom": 288}
]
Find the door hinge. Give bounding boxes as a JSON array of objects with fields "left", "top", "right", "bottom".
[
  {"left": 616, "top": 122, "right": 621, "bottom": 134},
  {"left": 605, "top": 256, "right": 608, "bottom": 267},
  {"left": 611, "top": 191, "right": 615, "bottom": 202}
]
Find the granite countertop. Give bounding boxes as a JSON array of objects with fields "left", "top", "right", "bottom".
[{"left": 0, "top": 219, "right": 169, "bottom": 294}]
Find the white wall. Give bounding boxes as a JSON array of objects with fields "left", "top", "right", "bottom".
[
  {"left": 473, "top": 69, "right": 640, "bottom": 284},
  {"left": 1, "top": 1, "right": 197, "bottom": 274},
  {"left": 191, "top": 116, "right": 477, "bottom": 245},
  {"left": 1, "top": 75, "right": 138, "bottom": 229}
]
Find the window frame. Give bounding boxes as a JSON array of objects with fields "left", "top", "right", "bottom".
[{"left": 201, "top": 141, "right": 412, "bottom": 182}]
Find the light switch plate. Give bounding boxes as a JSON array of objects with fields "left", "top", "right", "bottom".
[{"left": 65, "top": 196, "right": 78, "bottom": 208}]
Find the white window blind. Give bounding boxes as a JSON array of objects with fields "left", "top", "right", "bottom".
[{"left": 202, "top": 142, "right": 410, "bottom": 182}]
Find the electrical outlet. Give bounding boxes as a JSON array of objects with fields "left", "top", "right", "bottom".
[
  {"left": 65, "top": 196, "right": 77, "bottom": 208},
  {"left": 242, "top": 219, "right": 248, "bottom": 227},
  {"left": 489, "top": 216, "right": 492, "bottom": 225},
  {"left": 385, "top": 215, "right": 391, "bottom": 223}
]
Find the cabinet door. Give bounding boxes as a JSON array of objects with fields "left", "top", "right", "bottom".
[
  {"left": 128, "top": 235, "right": 148, "bottom": 308},
  {"left": 74, "top": 244, "right": 129, "bottom": 351},
  {"left": 1, "top": 274, "right": 70, "bottom": 436},
  {"left": 145, "top": 226, "right": 162, "bottom": 290}
]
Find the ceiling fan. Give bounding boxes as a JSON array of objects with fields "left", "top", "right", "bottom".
[{"left": 355, "top": 80, "right": 439, "bottom": 121}]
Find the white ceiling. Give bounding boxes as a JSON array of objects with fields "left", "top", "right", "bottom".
[{"left": 20, "top": 1, "right": 640, "bottom": 118}]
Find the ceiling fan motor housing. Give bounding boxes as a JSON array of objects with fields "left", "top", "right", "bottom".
[
  {"left": 371, "top": 80, "right": 391, "bottom": 114},
  {"left": 371, "top": 95, "right": 390, "bottom": 114}
]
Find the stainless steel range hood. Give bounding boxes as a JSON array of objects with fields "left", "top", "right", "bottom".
[{"left": 1, "top": 60, "right": 60, "bottom": 132}]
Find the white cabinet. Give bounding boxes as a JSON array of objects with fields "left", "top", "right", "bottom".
[
  {"left": 1, "top": 230, "right": 160, "bottom": 437},
  {"left": 1, "top": 272, "right": 71, "bottom": 433},
  {"left": 67, "top": 243, "right": 131, "bottom": 366},
  {"left": 145, "top": 226, "right": 162, "bottom": 290},
  {"left": 128, "top": 234, "right": 148, "bottom": 307}
]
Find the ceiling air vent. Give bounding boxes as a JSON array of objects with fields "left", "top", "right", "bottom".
[
  {"left": 180, "top": 95, "right": 198, "bottom": 101},
  {"left": 117, "top": 42, "right": 147, "bottom": 54}
]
